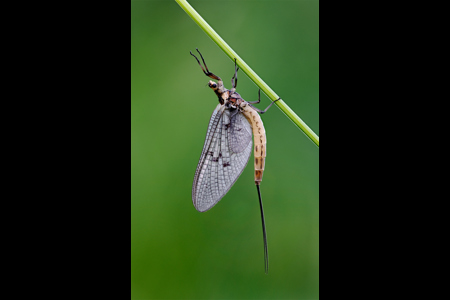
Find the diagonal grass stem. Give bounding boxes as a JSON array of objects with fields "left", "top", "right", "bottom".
[{"left": 175, "top": 0, "right": 319, "bottom": 147}]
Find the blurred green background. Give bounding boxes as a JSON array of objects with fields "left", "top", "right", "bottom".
[{"left": 131, "top": 0, "right": 318, "bottom": 299}]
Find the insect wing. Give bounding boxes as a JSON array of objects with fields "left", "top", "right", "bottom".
[
  {"left": 192, "top": 105, "right": 253, "bottom": 212},
  {"left": 229, "top": 110, "right": 252, "bottom": 153}
]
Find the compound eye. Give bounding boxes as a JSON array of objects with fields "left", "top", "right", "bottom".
[{"left": 208, "top": 80, "right": 217, "bottom": 89}]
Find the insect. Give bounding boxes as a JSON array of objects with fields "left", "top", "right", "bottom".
[{"left": 190, "top": 48, "right": 279, "bottom": 274}]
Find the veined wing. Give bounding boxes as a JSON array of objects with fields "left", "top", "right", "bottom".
[{"left": 192, "top": 104, "right": 253, "bottom": 212}]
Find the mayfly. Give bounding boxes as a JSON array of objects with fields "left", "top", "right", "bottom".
[{"left": 191, "top": 49, "right": 279, "bottom": 274}]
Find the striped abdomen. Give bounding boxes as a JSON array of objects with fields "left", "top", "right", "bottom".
[{"left": 242, "top": 106, "right": 266, "bottom": 185}]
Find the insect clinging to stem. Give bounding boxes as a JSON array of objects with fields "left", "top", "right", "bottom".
[{"left": 190, "top": 48, "right": 279, "bottom": 274}]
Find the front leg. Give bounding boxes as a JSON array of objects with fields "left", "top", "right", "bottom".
[{"left": 190, "top": 48, "right": 222, "bottom": 81}]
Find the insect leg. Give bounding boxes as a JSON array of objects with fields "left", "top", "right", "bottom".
[
  {"left": 248, "top": 97, "right": 281, "bottom": 114},
  {"left": 247, "top": 89, "right": 262, "bottom": 104},
  {"left": 231, "top": 58, "right": 239, "bottom": 90},
  {"left": 190, "top": 48, "right": 222, "bottom": 81}
]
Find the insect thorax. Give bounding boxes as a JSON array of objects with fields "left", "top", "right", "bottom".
[
  {"left": 222, "top": 90, "right": 244, "bottom": 107},
  {"left": 226, "top": 93, "right": 246, "bottom": 109},
  {"left": 209, "top": 78, "right": 247, "bottom": 110}
]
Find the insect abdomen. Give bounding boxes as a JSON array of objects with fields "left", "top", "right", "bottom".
[{"left": 243, "top": 108, "right": 267, "bottom": 185}]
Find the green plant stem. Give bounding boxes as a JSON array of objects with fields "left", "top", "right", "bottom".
[{"left": 175, "top": 0, "right": 319, "bottom": 147}]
